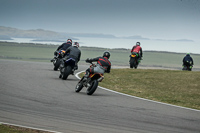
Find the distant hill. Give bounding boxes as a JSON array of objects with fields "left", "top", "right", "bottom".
[
  {"left": 0, "top": 26, "right": 116, "bottom": 40},
  {"left": 0, "top": 26, "right": 68, "bottom": 40},
  {"left": 0, "top": 26, "right": 194, "bottom": 42}
]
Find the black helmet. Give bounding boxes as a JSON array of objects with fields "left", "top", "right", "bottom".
[
  {"left": 103, "top": 51, "right": 110, "bottom": 59},
  {"left": 136, "top": 42, "right": 140, "bottom": 46}
]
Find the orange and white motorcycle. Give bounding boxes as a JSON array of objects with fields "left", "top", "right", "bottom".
[{"left": 75, "top": 63, "right": 104, "bottom": 95}]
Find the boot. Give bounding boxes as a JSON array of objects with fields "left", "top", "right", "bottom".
[
  {"left": 71, "top": 69, "right": 75, "bottom": 75},
  {"left": 50, "top": 58, "right": 55, "bottom": 62},
  {"left": 50, "top": 56, "right": 57, "bottom": 62}
]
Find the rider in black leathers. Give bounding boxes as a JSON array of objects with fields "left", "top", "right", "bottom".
[
  {"left": 182, "top": 53, "right": 194, "bottom": 69},
  {"left": 60, "top": 42, "right": 81, "bottom": 74},
  {"left": 50, "top": 39, "right": 72, "bottom": 62},
  {"left": 57, "top": 39, "right": 72, "bottom": 51}
]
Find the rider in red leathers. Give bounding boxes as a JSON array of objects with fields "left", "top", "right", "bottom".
[{"left": 131, "top": 42, "right": 143, "bottom": 60}]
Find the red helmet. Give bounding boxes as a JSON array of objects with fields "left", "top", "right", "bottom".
[{"left": 73, "top": 42, "right": 79, "bottom": 47}]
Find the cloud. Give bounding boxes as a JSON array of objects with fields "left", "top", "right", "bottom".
[
  {"left": 174, "top": 39, "right": 194, "bottom": 42},
  {"left": 155, "top": 38, "right": 194, "bottom": 42},
  {"left": 122, "top": 35, "right": 150, "bottom": 40}
]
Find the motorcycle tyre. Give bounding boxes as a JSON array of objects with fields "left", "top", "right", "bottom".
[
  {"left": 53, "top": 59, "right": 60, "bottom": 71},
  {"left": 134, "top": 63, "right": 138, "bottom": 69},
  {"left": 75, "top": 81, "right": 84, "bottom": 93},
  {"left": 133, "top": 58, "right": 138, "bottom": 69},
  {"left": 87, "top": 80, "right": 98, "bottom": 95},
  {"left": 130, "top": 58, "right": 138, "bottom": 69},
  {"left": 62, "top": 66, "right": 72, "bottom": 80},
  {"left": 130, "top": 58, "right": 134, "bottom": 68},
  {"left": 182, "top": 66, "right": 192, "bottom": 71}
]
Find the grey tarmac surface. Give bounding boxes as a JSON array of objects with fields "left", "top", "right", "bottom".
[{"left": 0, "top": 59, "right": 200, "bottom": 133}]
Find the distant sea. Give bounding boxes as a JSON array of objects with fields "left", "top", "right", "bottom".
[{"left": 1, "top": 37, "right": 200, "bottom": 54}]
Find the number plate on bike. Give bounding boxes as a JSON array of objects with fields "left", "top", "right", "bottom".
[{"left": 131, "top": 55, "right": 136, "bottom": 57}]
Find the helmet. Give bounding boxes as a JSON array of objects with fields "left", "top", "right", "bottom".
[
  {"left": 186, "top": 53, "right": 190, "bottom": 56},
  {"left": 136, "top": 42, "right": 140, "bottom": 46},
  {"left": 67, "top": 39, "right": 72, "bottom": 44},
  {"left": 103, "top": 51, "right": 110, "bottom": 59},
  {"left": 73, "top": 42, "right": 79, "bottom": 48}
]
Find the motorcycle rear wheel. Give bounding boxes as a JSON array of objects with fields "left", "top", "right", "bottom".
[
  {"left": 87, "top": 80, "right": 98, "bottom": 95},
  {"left": 130, "top": 58, "right": 135, "bottom": 68},
  {"left": 62, "top": 66, "right": 72, "bottom": 80}
]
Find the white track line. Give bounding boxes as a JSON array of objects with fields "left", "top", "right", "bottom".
[
  {"left": 75, "top": 71, "right": 200, "bottom": 112},
  {"left": 0, "top": 122, "right": 62, "bottom": 133}
]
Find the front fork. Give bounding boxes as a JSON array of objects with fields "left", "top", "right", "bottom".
[{"left": 80, "top": 77, "right": 91, "bottom": 88}]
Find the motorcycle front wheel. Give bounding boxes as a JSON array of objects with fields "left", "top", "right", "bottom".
[
  {"left": 86, "top": 80, "right": 98, "bottom": 95},
  {"left": 53, "top": 59, "right": 60, "bottom": 71},
  {"left": 75, "top": 81, "right": 84, "bottom": 93}
]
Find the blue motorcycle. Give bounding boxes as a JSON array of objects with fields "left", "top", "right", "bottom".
[{"left": 59, "top": 58, "right": 76, "bottom": 80}]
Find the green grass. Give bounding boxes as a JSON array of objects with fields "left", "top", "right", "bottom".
[
  {"left": 98, "top": 69, "right": 200, "bottom": 110},
  {"left": 0, "top": 42, "right": 57, "bottom": 62},
  {"left": 0, "top": 124, "right": 48, "bottom": 133}
]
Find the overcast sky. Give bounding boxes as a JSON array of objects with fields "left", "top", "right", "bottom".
[{"left": 0, "top": 0, "right": 200, "bottom": 42}]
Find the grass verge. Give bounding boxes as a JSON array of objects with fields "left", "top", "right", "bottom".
[
  {"left": 96, "top": 69, "right": 200, "bottom": 110},
  {"left": 0, "top": 124, "right": 51, "bottom": 133},
  {"left": 79, "top": 69, "right": 200, "bottom": 110}
]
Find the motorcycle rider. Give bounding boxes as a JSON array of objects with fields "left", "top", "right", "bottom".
[
  {"left": 50, "top": 39, "right": 72, "bottom": 62},
  {"left": 83, "top": 51, "right": 111, "bottom": 80},
  {"left": 131, "top": 42, "right": 143, "bottom": 61},
  {"left": 182, "top": 53, "right": 194, "bottom": 70},
  {"left": 60, "top": 42, "right": 81, "bottom": 74}
]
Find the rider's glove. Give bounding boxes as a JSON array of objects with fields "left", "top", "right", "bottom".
[{"left": 86, "top": 58, "right": 91, "bottom": 63}]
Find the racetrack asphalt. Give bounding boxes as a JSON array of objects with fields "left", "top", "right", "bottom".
[{"left": 0, "top": 59, "right": 200, "bottom": 133}]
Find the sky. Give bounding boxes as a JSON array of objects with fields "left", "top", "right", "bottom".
[{"left": 0, "top": 0, "right": 200, "bottom": 53}]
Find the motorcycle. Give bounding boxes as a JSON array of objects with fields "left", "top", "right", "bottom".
[
  {"left": 59, "top": 57, "right": 76, "bottom": 80},
  {"left": 182, "top": 61, "right": 193, "bottom": 71},
  {"left": 129, "top": 52, "right": 141, "bottom": 69},
  {"left": 51, "top": 50, "right": 66, "bottom": 71},
  {"left": 75, "top": 63, "right": 104, "bottom": 95}
]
